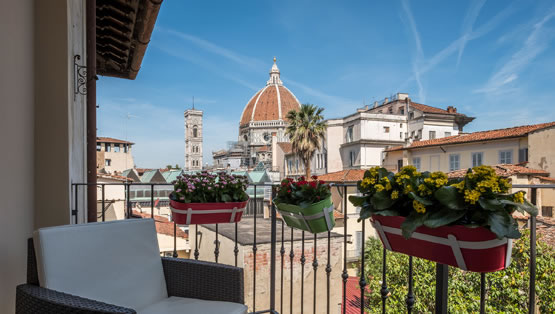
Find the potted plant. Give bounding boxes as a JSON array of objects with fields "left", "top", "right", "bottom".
[
  {"left": 274, "top": 176, "right": 335, "bottom": 233},
  {"left": 349, "top": 165, "right": 537, "bottom": 272},
  {"left": 169, "top": 171, "right": 249, "bottom": 225}
]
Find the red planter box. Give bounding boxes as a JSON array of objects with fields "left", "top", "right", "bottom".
[
  {"left": 170, "top": 199, "right": 248, "bottom": 225},
  {"left": 371, "top": 215, "right": 513, "bottom": 273}
]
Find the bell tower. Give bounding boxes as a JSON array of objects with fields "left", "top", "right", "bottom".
[{"left": 184, "top": 105, "right": 203, "bottom": 171}]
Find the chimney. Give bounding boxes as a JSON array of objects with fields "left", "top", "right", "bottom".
[
  {"left": 373, "top": 101, "right": 378, "bottom": 108},
  {"left": 447, "top": 106, "right": 457, "bottom": 113},
  {"left": 384, "top": 97, "right": 389, "bottom": 104}
]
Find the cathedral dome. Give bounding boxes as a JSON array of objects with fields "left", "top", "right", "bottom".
[{"left": 240, "top": 58, "right": 301, "bottom": 127}]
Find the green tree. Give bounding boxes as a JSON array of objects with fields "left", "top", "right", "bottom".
[
  {"left": 362, "top": 231, "right": 555, "bottom": 313},
  {"left": 285, "top": 104, "right": 327, "bottom": 179}
]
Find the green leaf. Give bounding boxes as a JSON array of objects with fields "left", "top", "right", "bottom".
[
  {"left": 377, "top": 168, "right": 390, "bottom": 179},
  {"left": 408, "top": 192, "right": 434, "bottom": 206},
  {"left": 487, "top": 211, "right": 513, "bottom": 239},
  {"left": 372, "top": 209, "right": 400, "bottom": 217},
  {"left": 423, "top": 208, "right": 466, "bottom": 228},
  {"left": 371, "top": 190, "right": 396, "bottom": 210},
  {"left": 401, "top": 212, "right": 427, "bottom": 239},
  {"left": 349, "top": 195, "right": 366, "bottom": 207},
  {"left": 358, "top": 206, "right": 373, "bottom": 220},
  {"left": 500, "top": 199, "right": 538, "bottom": 216},
  {"left": 434, "top": 186, "right": 466, "bottom": 210},
  {"left": 221, "top": 194, "right": 232, "bottom": 202},
  {"left": 478, "top": 197, "right": 505, "bottom": 211}
]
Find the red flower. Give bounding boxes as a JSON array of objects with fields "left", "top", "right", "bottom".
[
  {"left": 319, "top": 180, "right": 326, "bottom": 185},
  {"left": 287, "top": 178, "right": 294, "bottom": 182},
  {"left": 298, "top": 176, "right": 305, "bottom": 181},
  {"left": 311, "top": 175, "right": 318, "bottom": 180},
  {"left": 309, "top": 181, "right": 317, "bottom": 189},
  {"left": 298, "top": 180, "right": 308, "bottom": 186},
  {"left": 287, "top": 189, "right": 291, "bottom": 193}
]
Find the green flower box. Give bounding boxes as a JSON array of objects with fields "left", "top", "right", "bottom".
[{"left": 276, "top": 196, "right": 335, "bottom": 233}]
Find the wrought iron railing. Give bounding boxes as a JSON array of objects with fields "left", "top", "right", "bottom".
[{"left": 71, "top": 182, "right": 552, "bottom": 314}]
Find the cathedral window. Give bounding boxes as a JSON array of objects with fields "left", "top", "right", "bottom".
[{"left": 193, "top": 126, "right": 198, "bottom": 137}]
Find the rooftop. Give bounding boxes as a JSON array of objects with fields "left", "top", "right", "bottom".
[
  {"left": 318, "top": 169, "right": 366, "bottom": 183},
  {"left": 201, "top": 217, "right": 344, "bottom": 245},
  {"left": 96, "top": 137, "right": 134, "bottom": 145},
  {"left": 387, "top": 121, "right": 555, "bottom": 151},
  {"left": 132, "top": 211, "right": 188, "bottom": 239},
  {"left": 447, "top": 164, "right": 549, "bottom": 179}
]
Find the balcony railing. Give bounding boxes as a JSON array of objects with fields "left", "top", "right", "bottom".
[{"left": 71, "top": 182, "right": 552, "bottom": 314}]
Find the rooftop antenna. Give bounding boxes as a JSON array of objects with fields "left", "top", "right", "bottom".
[{"left": 192, "top": 96, "right": 195, "bottom": 110}]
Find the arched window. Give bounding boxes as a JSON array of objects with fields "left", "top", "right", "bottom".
[{"left": 193, "top": 126, "right": 198, "bottom": 137}]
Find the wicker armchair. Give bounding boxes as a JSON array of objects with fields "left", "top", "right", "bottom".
[{"left": 16, "top": 220, "right": 246, "bottom": 314}]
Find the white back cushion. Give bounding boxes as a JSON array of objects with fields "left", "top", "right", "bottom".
[{"left": 33, "top": 219, "right": 168, "bottom": 310}]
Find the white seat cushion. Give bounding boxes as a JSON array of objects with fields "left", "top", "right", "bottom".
[
  {"left": 33, "top": 219, "right": 168, "bottom": 310},
  {"left": 138, "top": 296, "right": 248, "bottom": 314}
]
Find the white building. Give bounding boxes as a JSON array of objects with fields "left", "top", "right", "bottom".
[{"left": 326, "top": 93, "right": 474, "bottom": 172}]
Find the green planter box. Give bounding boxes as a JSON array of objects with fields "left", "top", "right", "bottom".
[{"left": 276, "top": 196, "right": 335, "bottom": 234}]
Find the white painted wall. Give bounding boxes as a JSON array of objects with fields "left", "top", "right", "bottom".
[{"left": 0, "top": 1, "right": 35, "bottom": 312}]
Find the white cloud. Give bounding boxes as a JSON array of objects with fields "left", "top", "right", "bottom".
[
  {"left": 457, "top": 0, "right": 487, "bottom": 68},
  {"left": 474, "top": 10, "right": 555, "bottom": 94},
  {"left": 401, "top": 0, "right": 426, "bottom": 103}
]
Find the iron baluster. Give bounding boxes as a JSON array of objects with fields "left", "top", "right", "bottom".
[
  {"left": 342, "top": 186, "right": 348, "bottom": 314},
  {"left": 301, "top": 231, "right": 306, "bottom": 314},
  {"left": 290, "top": 227, "right": 295, "bottom": 314},
  {"left": 529, "top": 187, "right": 537, "bottom": 314},
  {"left": 73, "top": 184, "right": 78, "bottom": 224},
  {"left": 270, "top": 189, "right": 277, "bottom": 313},
  {"left": 214, "top": 224, "right": 219, "bottom": 263},
  {"left": 280, "top": 220, "right": 285, "bottom": 313},
  {"left": 253, "top": 185, "right": 257, "bottom": 312},
  {"left": 234, "top": 222, "right": 239, "bottom": 267},
  {"left": 194, "top": 225, "right": 199, "bottom": 260},
  {"left": 359, "top": 220, "right": 366, "bottom": 314},
  {"left": 326, "top": 231, "right": 332, "bottom": 314},
  {"left": 150, "top": 184, "right": 154, "bottom": 218},
  {"left": 125, "top": 183, "right": 130, "bottom": 219},
  {"left": 435, "top": 263, "right": 448, "bottom": 314},
  {"left": 101, "top": 184, "right": 105, "bottom": 222},
  {"left": 406, "top": 256, "right": 415, "bottom": 313},
  {"left": 173, "top": 222, "right": 178, "bottom": 258},
  {"left": 380, "top": 248, "right": 389, "bottom": 314},
  {"left": 313, "top": 234, "right": 318, "bottom": 314},
  {"left": 480, "top": 273, "right": 486, "bottom": 314}
]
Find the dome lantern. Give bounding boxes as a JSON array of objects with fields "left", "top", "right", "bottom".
[{"left": 267, "top": 57, "right": 283, "bottom": 86}]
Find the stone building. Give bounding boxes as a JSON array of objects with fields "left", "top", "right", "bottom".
[
  {"left": 184, "top": 108, "right": 203, "bottom": 170},
  {"left": 326, "top": 93, "right": 474, "bottom": 172},
  {"left": 96, "top": 137, "right": 135, "bottom": 174}
]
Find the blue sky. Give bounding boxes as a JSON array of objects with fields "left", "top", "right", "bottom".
[{"left": 97, "top": 0, "right": 555, "bottom": 168}]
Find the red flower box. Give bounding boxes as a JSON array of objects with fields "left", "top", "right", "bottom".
[
  {"left": 371, "top": 215, "right": 513, "bottom": 273},
  {"left": 170, "top": 199, "right": 248, "bottom": 225}
]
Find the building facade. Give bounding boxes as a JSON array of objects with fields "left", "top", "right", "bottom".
[
  {"left": 96, "top": 137, "right": 135, "bottom": 174},
  {"left": 327, "top": 93, "right": 474, "bottom": 172},
  {"left": 184, "top": 108, "right": 203, "bottom": 171}
]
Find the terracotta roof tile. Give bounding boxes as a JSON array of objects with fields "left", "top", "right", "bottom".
[
  {"left": 537, "top": 176, "right": 555, "bottom": 183},
  {"left": 256, "top": 146, "right": 271, "bottom": 152},
  {"left": 97, "top": 137, "right": 134, "bottom": 145},
  {"left": 388, "top": 122, "right": 555, "bottom": 151},
  {"left": 132, "top": 211, "right": 188, "bottom": 239},
  {"left": 240, "top": 85, "right": 300, "bottom": 126},
  {"left": 97, "top": 173, "right": 134, "bottom": 182},
  {"left": 277, "top": 142, "right": 292, "bottom": 154},
  {"left": 318, "top": 169, "right": 366, "bottom": 183},
  {"left": 537, "top": 216, "right": 555, "bottom": 248},
  {"left": 410, "top": 102, "right": 461, "bottom": 115},
  {"left": 447, "top": 164, "right": 549, "bottom": 179},
  {"left": 342, "top": 277, "right": 370, "bottom": 313}
]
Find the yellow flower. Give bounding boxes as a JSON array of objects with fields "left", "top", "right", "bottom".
[
  {"left": 375, "top": 184, "right": 385, "bottom": 192},
  {"left": 513, "top": 191, "right": 525, "bottom": 204},
  {"left": 413, "top": 200, "right": 426, "bottom": 214},
  {"left": 360, "top": 177, "right": 372, "bottom": 188},
  {"left": 464, "top": 189, "right": 481, "bottom": 204},
  {"left": 451, "top": 181, "right": 465, "bottom": 192},
  {"left": 385, "top": 182, "right": 392, "bottom": 191},
  {"left": 391, "top": 190, "right": 399, "bottom": 200}
]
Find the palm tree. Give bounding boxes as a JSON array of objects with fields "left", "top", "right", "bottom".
[{"left": 285, "top": 104, "right": 327, "bottom": 179}]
